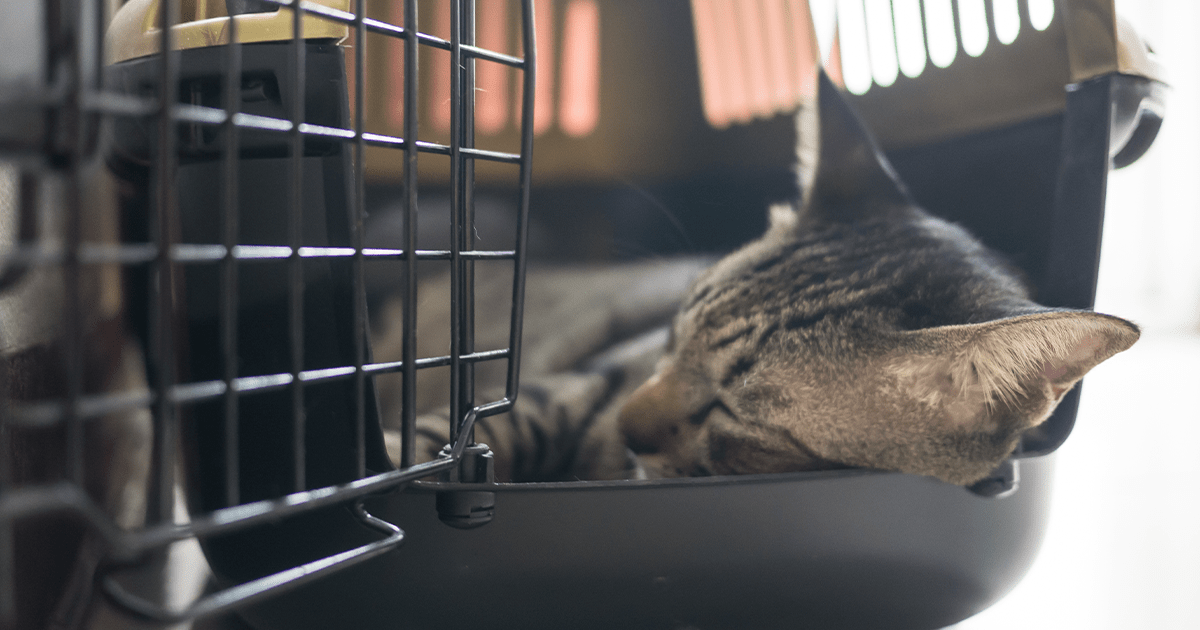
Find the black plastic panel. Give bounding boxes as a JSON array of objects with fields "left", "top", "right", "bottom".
[{"left": 221, "top": 456, "right": 1055, "bottom": 630}]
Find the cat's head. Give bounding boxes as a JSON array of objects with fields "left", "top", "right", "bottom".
[{"left": 616, "top": 72, "right": 1139, "bottom": 485}]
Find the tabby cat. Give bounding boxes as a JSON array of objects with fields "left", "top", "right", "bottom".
[{"left": 375, "top": 72, "right": 1138, "bottom": 486}]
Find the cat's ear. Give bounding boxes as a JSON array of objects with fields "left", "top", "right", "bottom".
[
  {"left": 766, "top": 202, "right": 801, "bottom": 236},
  {"left": 889, "top": 311, "right": 1139, "bottom": 430},
  {"left": 796, "top": 71, "right": 911, "bottom": 222}
]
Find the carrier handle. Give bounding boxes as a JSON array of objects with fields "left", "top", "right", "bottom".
[
  {"left": 100, "top": 502, "right": 403, "bottom": 624},
  {"left": 1110, "top": 75, "right": 1165, "bottom": 169}
]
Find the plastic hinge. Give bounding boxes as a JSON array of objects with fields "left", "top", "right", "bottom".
[{"left": 435, "top": 444, "right": 497, "bottom": 529}]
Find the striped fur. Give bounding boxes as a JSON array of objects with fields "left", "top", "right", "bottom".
[
  {"left": 375, "top": 72, "right": 1138, "bottom": 485},
  {"left": 617, "top": 72, "right": 1138, "bottom": 485},
  {"left": 373, "top": 260, "right": 709, "bottom": 481}
]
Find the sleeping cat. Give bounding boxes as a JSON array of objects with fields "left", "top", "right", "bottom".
[{"left": 375, "top": 71, "right": 1138, "bottom": 486}]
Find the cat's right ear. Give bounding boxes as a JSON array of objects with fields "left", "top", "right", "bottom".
[
  {"left": 796, "top": 71, "right": 912, "bottom": 224},
  {"left": 889, "top": 310, "right": 1140, "bottom": 431}
]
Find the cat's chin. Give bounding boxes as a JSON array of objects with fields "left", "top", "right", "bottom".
[
  {"left": 623, "top": 447, "right": 652, "bottom": 480},
  {"left": 630, "top": 452, "right": 718, "bottom": 480},
  {"left": 628, "top": 452, "right": 670, "bottom": 480}
]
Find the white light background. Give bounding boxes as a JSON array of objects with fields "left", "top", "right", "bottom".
[
  {"left": 814, "top": 1, "right": 1200, "bottom": 627},
  {"left": 961, "top": 1, "right": 1200, "bottom": 627}
]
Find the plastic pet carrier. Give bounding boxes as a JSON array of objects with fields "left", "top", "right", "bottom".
[{"left": 0, "top": 1, "right": 1163, "bottom": 630}]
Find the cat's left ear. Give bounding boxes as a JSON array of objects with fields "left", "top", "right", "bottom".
[
  {"left": 766, "top": 202, "right": 802, "bottom": 236},
  {"left": 889, "top": 311, "right": 1140, "bottom": 429},
  {"left": 795, "top": 71, "right": 912, "bottom": 224}
]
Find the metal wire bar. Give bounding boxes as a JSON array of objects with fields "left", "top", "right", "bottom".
[
  {"left": 288, "top": 0, "right": 308, "bottom": 494},
  {"left": 100, "top": 502, "right": 404, "bottom": 623},
  {"left": 449, "top": 0, "right": 537, "bottom": 455},
  {"left": 0, "top": 456, "right": 448, "bottom": 565},
  {"left": 6, "top": 346, "right": 513, "bottom": 427},
  {"left": 50, "top": 89, "right": 530, "bottom": 159},
  {"left": 150, "top": 0, "right": 181, "bottom": 527},
  {"left": 504, "top": 0, "right": 537, "bottom": 423},
  {"left": 2, "top": 0, "right": 536, "bottom": 623},
  {"left": 451, "top": 0, "right": 540, "bottom": 453},
  {"left": 86, "top": 0, "right": 106, "bottom": 149},
  {"left": 63, "top": 26, "right": 86, "bottom": 493},
  {"left": 0, "top": 318, "right": 11, "bottom": 625},
  {"left": 6, "top": 347, "right": 513, "bottom": 430},
  {"left": 0, "top": 245, "right": 518, "bottom": 268},
  {"left": 255, "top": 0, "right": 526, "bottom": 67},
  {"left": 0, "top": 506, "right": 11, "bottom": 622},
  {"left": 221, "top": 0, "right": 244, "bottom": 509},
  {"left": 448, "top": 0, "right": 464, "bottom": 446},
  {"left": 352, "top": 0, "right": 368, "bottom": 481},
  {"left": 458, "top": 0, "right": 479, "bottom": 447},
  {"left": 400, "top": 0, "right": 420, "bottom": 468}
]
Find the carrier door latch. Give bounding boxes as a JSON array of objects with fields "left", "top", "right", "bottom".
[{"left": 435, "top": 443, "right": 497, "bottom": 529}]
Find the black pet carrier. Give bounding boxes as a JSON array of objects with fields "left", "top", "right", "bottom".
[{"left": 0, "top": 1, "right": 1163, "bottom": 629}]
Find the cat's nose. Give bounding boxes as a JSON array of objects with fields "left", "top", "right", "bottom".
[{"left": 619, "top": 366, "right": 689, "bottom": 454}]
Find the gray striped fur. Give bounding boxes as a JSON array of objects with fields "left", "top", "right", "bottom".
[{"left": 376, "top": 72, "right": 1138, "bottom": 485}]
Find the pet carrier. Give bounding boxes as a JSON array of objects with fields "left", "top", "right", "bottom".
[
  {"left": 0, "top": 1, "right": 1163, "bottom": 630},
  {"left": 3, "top": 0, "right": 534, "bottom": 627}
]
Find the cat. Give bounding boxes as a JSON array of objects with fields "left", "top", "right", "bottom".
[
  {"left": 376, "top": 71, "right": 1139, "bottom": 486},
  {"left": 374, "top": 257, "right": 712, "bottom": 482}
]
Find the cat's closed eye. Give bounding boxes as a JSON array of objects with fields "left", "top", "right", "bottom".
[
  {"left": 690, "top": 398, "right": 732, "bottom": 427},
  {"left": 381, "top": 71, "right": 1137, "bottom": 488},
  {"left": 614, "top": 71, "right": 1139, "bottom": 485}
]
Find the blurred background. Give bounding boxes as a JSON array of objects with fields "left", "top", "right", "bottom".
[{"left": 955, "top": 0, "right": 1200, "bottom": 627}]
